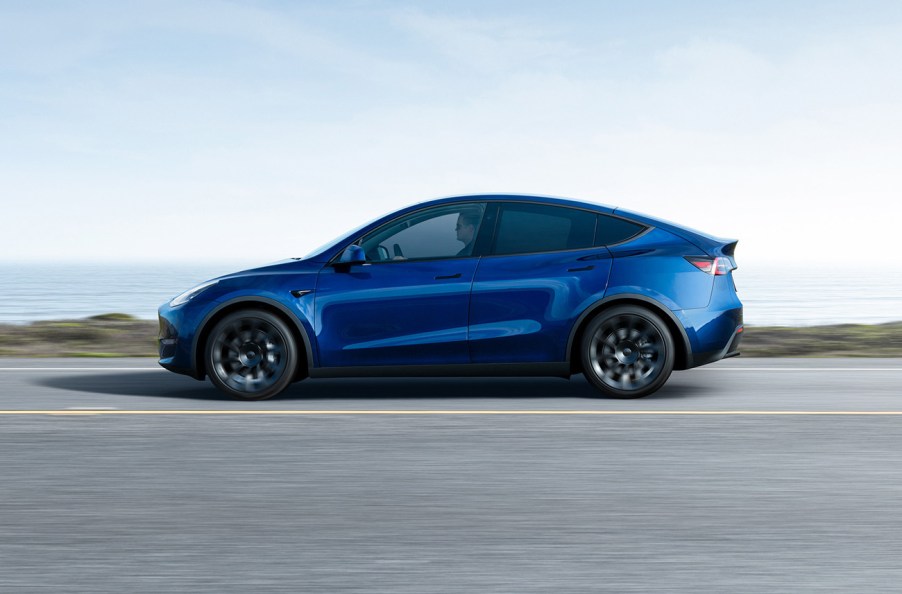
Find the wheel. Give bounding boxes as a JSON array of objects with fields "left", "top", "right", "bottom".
[
  {"left": 580, "top": 305, "right": 675, "bottom": 399},
  {"left": 205, "top": 310, "right": 298, "bottom": 400}
]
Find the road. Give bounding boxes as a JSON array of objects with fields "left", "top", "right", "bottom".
[{"left": 1, "top": 358, "right": 901, "bottom": 592}]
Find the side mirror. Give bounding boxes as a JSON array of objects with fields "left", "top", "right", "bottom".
[{"left": 337, "top": 245, "right": 366, "bottom": 266}]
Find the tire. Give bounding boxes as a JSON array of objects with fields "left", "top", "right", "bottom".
[
  {"left": 205, "top": 309, "right": 298, "bottom": 400},
  {"left": 580, "top": 305, "right": 675, "bottom": 399}
]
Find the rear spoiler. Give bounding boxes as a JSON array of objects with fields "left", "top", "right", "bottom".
[
  {"left": 715, "top": 240, "right": 738, "bottom": 265},
  {"left": 720, "top": 240, "right": 738, "bottom": 257},
  {"left": 681, "top": 236, "right": 739, "bottom": 269}
]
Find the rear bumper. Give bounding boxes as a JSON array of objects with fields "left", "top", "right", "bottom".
[
  {"left": 676, "top": 295, "right": 743, "bottom": 369},
  {"left": 688, "top": 324, "right": 743, "bottom": 368},
  {"left": 723, "top": 327, "right": 743, "bottom": 358}
]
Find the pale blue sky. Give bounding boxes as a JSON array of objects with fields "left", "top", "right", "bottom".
[{"left": 3, "top": 1, "right": 902, "bottom": 265}]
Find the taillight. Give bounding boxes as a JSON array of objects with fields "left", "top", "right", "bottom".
[{"left": 685, "top": 256, "right": 733, "bottom": 275}]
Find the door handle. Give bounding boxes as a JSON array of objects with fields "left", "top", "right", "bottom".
[
  {"left": 568, "top": 265, "right": 595, "bottom": 272},
  {"left": 435, "top": 273, "right": 462, "bottom": 280}
]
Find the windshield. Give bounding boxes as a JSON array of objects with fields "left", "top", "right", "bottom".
[{"left": 298, "top": 214, "right": 384, "bottom": 261}]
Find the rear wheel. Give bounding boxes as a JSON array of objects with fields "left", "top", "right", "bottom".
[
  {"left": 580, "top": 305, "right": 675, "bottom": 399},
  {"left": 205, "top": 310, "right": 298, "bottom": 400}
]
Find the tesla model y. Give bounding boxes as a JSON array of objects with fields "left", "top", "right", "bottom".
[{"left": 159, "top": 195, "right": 743, "bottom": 400}]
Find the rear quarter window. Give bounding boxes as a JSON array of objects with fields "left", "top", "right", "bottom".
[{"left": 595, "top": 214, "right": 646, "bottom": 246}]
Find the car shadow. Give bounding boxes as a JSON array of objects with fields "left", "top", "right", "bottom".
[{"left": 35, "top": 372, "right": 711, "bottom": 401}]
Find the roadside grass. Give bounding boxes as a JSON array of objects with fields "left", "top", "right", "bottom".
[
  {"left": 740, "top": 322, "right": 902, "bottom": 357},
  {"left": 0, "top": 314, "right": 157, "bottom": 358},
  {"left": 64, "top": 352, "right": 133, "bottom": 358},
  {"left": 0, "top": 314, "right": 900, "bottom": 358}
]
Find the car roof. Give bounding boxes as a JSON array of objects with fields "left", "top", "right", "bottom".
[{"left": 408, "top": 194, "right": 618, "bottom": 215}]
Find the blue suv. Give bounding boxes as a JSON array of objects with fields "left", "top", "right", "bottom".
[{"left": 159, "top": 195, "right": 743, "bottom": 400}]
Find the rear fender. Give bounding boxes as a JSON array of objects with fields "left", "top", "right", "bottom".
[{"left": 566, "top": 294, "right": 695, "bottom": 371}]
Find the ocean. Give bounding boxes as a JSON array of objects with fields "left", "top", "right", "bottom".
[{"left": 1, "top": 262, "right": 900, "bottom": 327}]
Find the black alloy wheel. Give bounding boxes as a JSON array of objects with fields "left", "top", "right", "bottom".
[
  {"left": 580, "top": 305, "right": 675, "bottom": 398},
  {"left": 205, "top": 310, "right": 298, "bottom": 400}
]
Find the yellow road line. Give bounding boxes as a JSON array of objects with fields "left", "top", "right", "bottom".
[{"left": 2, "top": 410, "right": 902, "bottom": 416}]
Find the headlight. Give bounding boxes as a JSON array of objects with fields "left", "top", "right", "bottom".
[{"left": 169, "top": 280, "right": 219, "bottom": 307}]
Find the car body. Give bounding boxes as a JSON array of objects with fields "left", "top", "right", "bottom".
[{"left": 158, "top": 194, "right": 743, "bottom": 399}]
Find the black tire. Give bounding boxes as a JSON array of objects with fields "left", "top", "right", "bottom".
[
  {"left": 580, "top": 305, "right": 675, "bottom": 399},
  {"left": 204, "top": 309, "right": 298, "bottom": 400}
]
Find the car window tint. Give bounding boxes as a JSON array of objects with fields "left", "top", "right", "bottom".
[
  {"left": 359, "top": 204, "right": 486, "bottom": 261},
  {"left": 595, "top": 214, "right": 646, "bottom": 246},
  {"left": 493, "top": 204, "right": 596, "bottom": 255}
]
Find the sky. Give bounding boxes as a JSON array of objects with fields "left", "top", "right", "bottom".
[{"left": 2, "top": 0, "right": 902, "bottom": 266}]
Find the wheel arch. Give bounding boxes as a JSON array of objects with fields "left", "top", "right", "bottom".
[
  {"left": 567, "top": 294, "right": 692, "bottom": 373},
  {"left": 191, "top": 297, "right": 314, "bottom": 381}
]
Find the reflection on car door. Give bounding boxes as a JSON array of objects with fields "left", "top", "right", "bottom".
[{"left": 316, "top": 260, "right": 480, "bottom": 367}]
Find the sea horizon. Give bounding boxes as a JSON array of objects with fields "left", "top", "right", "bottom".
[{"left": 2, "top": 261, "right": 901, "bottom": 328}]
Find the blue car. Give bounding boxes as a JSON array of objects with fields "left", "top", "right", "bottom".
[{"left": 159, "top": 195, "right": 743, "bottom": 400}]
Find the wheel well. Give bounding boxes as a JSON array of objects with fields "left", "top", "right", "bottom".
[
  {"left": 194, "top": 302, "right": 310, "bottom": 381},
  {"left": 569, "top": 298, "right": 689, "bottom": 374}
]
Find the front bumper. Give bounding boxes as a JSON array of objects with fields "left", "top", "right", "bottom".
[
  {"left": 158, "top": 303, "right": 203, "bottom": 379},
  {"left": 158, "top": 316, "right": 178, "bottom": 359}
]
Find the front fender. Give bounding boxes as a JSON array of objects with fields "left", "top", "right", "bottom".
[{"left": 190, "top": 292, "right": 317, "bottom": 377}]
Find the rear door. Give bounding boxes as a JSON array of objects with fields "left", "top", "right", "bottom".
[{"left": 468, "top": 202, "right": 612, "bottom": 364}]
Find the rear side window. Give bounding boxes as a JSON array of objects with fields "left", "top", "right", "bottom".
[
  {"left": 493, "top": 203, "right": 596, "bottom": 255},
  {"left": 595, "top": 214, "right": 646, "bottom": 246}
]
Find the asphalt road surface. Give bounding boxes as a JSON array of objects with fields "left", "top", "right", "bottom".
[{"left": 2, "top": 358, "right": 902, "bottom": 593}]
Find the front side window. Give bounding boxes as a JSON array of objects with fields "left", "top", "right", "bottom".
[
  {"left": 359, "top": 203, "right": 487, "bottom": 262},
  {"left": 492, "top": 203, "right": 597, "bottom": 255}
]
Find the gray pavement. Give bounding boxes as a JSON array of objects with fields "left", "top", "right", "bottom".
[
  {"left": 1, "top": 357, "right": 901, "bottom": 411},
  {"left": 1, "top": 359, "right": 902, "bottom": 592}
]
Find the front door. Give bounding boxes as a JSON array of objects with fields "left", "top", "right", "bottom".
[{"left": 315, "top": 203, "right": 487, "bottom": 368}]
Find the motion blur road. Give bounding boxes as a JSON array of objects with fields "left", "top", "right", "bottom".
[{"left": 2, "top": 358, "right": 902, "bottom": 592}]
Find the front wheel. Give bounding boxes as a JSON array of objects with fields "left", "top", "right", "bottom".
[
  {"left": 580, "top": 306, "right": 675, "bottom": 399},
  {"left": 205, "top": 310, "right": 298, "bottom": 400}
]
